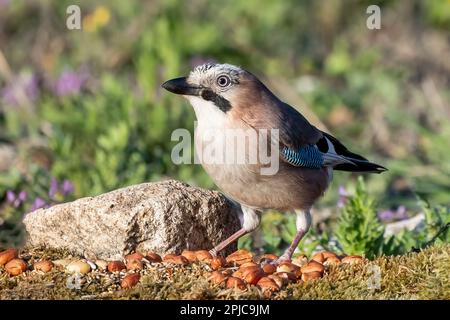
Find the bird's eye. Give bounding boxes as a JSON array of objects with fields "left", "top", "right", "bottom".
[{"left": 217, "top": 75, "right": 231, "bottom": 87}]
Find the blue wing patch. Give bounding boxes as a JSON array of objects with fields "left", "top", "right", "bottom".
[{"left": 281, "top": 145, "right": 324, "bottom": 169}]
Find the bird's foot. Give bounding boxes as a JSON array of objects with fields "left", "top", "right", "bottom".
[
  {"left": 259, "top": 253, "right": 292, "bottom": 267},
  {"left": 274, "top": 253, "right": 292, "bottom": 265},
  {"left": 209, "top": 248, "right": 218, "bottom": 258}
]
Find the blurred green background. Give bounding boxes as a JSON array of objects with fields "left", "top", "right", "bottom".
[{"left": 0, "top": 0, "right": 449, "bottom": 254}]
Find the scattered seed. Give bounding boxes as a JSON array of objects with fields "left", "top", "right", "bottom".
[
  {"left": 226, "top": 276, "right": 247, "bottom": 290},
  {"left": 322, "top": 251, "right": 338, "bottom": 260},
  {"left": 5, "top": 258, "right": 27, "bottom": 276},
  {"left": 239, "top": 261, "right": 258, "bottom": 269},
  {"left": 53, "top": 259, "right": 74, "bottom": 268},
  {"left": 292, "top": 254, "right": 308, "bottom": 267},
  {"left": 257, "top": 276, "right": 280, "bottom": 292},
  {"left": 34, "top": 260, "right": 53, "bottom": 273},
  {"left": 301, "top": 260, "right": 325, "bottom": 274},
  {"left": 324, "top": 256, "right": 341, "bottom": 266},
  {"left": 208, "top": 271, "right": 227, "bottom": 284},
  {"left": 226, "top": 249, "right": 253, "bottom": 266},
  {"left": 66, "top": 260, "right": 91, "bottom": 274},
  {"left": 181, "top": 250, "right": 197, "bottom": 263},
  {"left": 125, "top": 253, "right": 144, "bottom": 263},
  {"left": 163, "top": 255, "right": 189, "bottom": 265},
  {"left": 121, "top": 273, "right": 140, "bottom": 289},
  {"left": 210, "top": 257, "right": 226, "bottom": 270},
  {"left": 261, "top": 253, "right": 278, "bottom": 261},
  {"left": 146, "top": 252, "right": 162, "bottom": 263},
  {"left": 276, "top": 262, "right": 300, "bottom": 275},
  {"left": 126, "top": 259, "right": 143, "bottom": 271},
  {"left": 262, "top": 263, "right": 277, "bottom": 275},
  {"left": 311, "top": 252, "right": 325, "bottom": 263},
  {"left": 107, "top": 261, "right": 126, "bottom": 272},
  {"left": 341, "top": 255, "right": 364, "bottom": 265},
  {"left": 241, "top": 266, "right": 264, "bottom": 285},
  {"left": 302, "top": 271, "right": 322, "bottom": 281},
  {"left": 0, "top": 249, "right": 18, "bottom": 266},
  {"left": 195, "top": 250, "right": 213, "bottom": 262},
  {"left": 274, "top": 271, "right": 296, "bottom": 283},
  {"left": 268, "top": 274, "right": 285, "bottom": 288}
]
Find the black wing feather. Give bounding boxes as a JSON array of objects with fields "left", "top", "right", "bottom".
[
  {"left": 320, "top": 132, "right": 387, "bottom": 173},
  {"left": 320, "top": 132, "right": 368, "bottom": 161}
]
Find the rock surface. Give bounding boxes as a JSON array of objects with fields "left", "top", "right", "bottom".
[{"left": 23, "top": 180, "right": 241, "bottom": 260}]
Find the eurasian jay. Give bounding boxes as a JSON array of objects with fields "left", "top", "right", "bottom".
[{"left": 162, "top": 63, "right": 386, "bottom": 263}]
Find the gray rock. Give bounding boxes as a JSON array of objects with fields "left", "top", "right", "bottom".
[
  {"left": 384, "top": 213, "right": 425, "bottom": 237},
  {"left": 23, "top": 180, "right": 241, "bottom": 260}
]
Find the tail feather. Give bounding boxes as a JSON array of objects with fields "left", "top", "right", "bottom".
[
  {"left": 333, "top": 158, "right": 387, "bottom": 173},
  {"left": 319, "top": 131, "right": 387, "bottom": 174}
]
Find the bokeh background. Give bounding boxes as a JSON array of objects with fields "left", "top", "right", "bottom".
[{"left": 0, "top": 0, "right": 449, "bottom": 255}]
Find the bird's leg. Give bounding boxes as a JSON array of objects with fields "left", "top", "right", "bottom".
[
  {"left": 209, "top": 205, "right": 261, "bottom": 257},
  {"left": 209, "top": 228, "right": 247, "bottom": 256},
  {"left": 276, "top": 209, "right": 311, "bottom": 263}
]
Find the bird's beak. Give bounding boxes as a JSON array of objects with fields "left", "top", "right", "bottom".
[{"left": 161, "top": 77, "right": 201, "bottom": 96}]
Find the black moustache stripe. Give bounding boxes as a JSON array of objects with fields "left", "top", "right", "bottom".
[{"left": 200, "top": 89, "right": 232, "bottom": 113}]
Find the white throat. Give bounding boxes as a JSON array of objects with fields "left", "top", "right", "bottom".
[
  {"left": 186, "top": 96, "right": 230, "bottom": 165},
  {"left": 186, "top": 96, "right": 228, "bottom": 129}
]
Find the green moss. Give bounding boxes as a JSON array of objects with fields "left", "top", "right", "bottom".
[{"left": 1, "top": 244, "right": 449, "bottom": 300}]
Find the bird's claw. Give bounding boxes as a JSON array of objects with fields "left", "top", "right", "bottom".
[
  {"left": 209, "top": 248, "right": 218, "bottom": 258},
  {"left": 259, "top": 254, "right": 291, "bottom": 267},
  {"left": 274, "top": 253, "right": 292, "bottom": 265}
]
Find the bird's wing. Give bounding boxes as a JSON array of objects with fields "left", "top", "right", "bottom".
[
  {"left": 275, "top": 103, "right": 363, "bottom": 169},
  {"left": 276, "top": 102, "right": 323, "bottom": 148},
  {"left": 237, "top": 99, "right": 321, "bottom": 144},
  {"left": 317, "top": 132, "right": 387, "bottom": 173},
  {"left": 238, "top": 100, "right": 324, "bottom": 166},
  {"left": 281, "top": 130, "right": 387, "bottom": 173},
  {"left": 280, "top": 133, "right": 356, "bottom": 169},
  {"left": 238, "top": 99, "right": 385, "bottom": 172},
  {"left": 274, "top": 102, "right": 345, "bottom": 169}
]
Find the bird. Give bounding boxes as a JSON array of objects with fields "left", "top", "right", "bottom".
[{"left": 162, "top": 63, "right": 386, "bottom": 263}]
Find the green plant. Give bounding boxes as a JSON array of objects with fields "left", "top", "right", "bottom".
[
  {"left": 335, "top": 177, "right": 385, "bottom": 258},
  {"left": 334, "top": 177, "right": 450, "bottom": 258}
]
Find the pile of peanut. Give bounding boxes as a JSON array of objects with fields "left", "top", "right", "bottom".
[
  {"left": 0, "top": 247, "right": 364, "bottom": 293},
  {"left": 198, "top": 249, "right": 364, "bottom": 294}
]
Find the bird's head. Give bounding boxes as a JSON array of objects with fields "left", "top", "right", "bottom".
[{"left": 162, "top": 63, "right": 275, "bottom": 118}]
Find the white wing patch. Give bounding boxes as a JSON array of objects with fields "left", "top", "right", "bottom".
[{"left": 321, "top": 137, "right": 356, "bottom": 167}]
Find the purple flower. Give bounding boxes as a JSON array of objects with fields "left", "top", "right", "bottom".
[
  {"left": 5, "top": 190, "right": 27, "bottom": 208},
  {"left": 0, "top": 0, "right": 10, "bottom": 8},
  {"left": 18, "top": 191, "right": 27, "bottom": 202},
  {"left": 62, "top": 179, "right": 74, "bottom": 196},
  {"left": 6, "top": 190, "right": 15, "bottom": 203},
  {"left": 54, "top": 67, "right": 89, "bottom": 97},
  {"left": 49, "top": 177, "right": 59, "bottom": 199},
  {"left": 378, "top": 206, "right": 408, "bottom": 222},
  {"left": 337, "top": 186, "right": 349, "bottom": 208},
  {"left": 30, "top": 198, "right": 46, "bottom": 212},
  {"left": 338, "top": 186, "right": 348, "bottom": 197},
  {"left": 48, "top": 177, "right": 74, "bottom": 198},
  {"left": 1, "top": 72, "right": 39, "bottom": 107},
  {"left": 378, "top": 209, "right": 395, "bottom": 221}
]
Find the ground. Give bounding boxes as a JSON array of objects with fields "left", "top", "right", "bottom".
[{"left": 1, "top": 244, "right": 449, "bottom": 300}]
